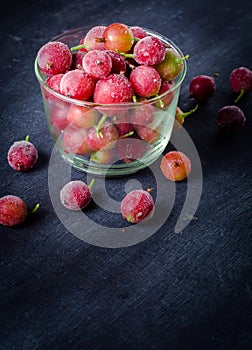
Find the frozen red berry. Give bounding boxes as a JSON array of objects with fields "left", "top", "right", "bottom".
[
  {"left": 229, "top": 66, "right": 252, "bottom": 103},
  {"left": 7, "top": 135, "right": 38, "bottom": 172},
  {"left": 130, "top": 66, "right": 161, "bottom": 97},
  {"left": 86, "top": 116, "right": 118, "bottom": 151},
  {"left": 94, "top": 74, "right": 134, "bottom": 104},
  {"left": 130, "top": 26, "right": 147, "bottom": 39},
  {"left": 121, "top": 189, "right": 155, "bottom": 224},
  {"left": 133, "top": 36, "right": 165, "bottom": 66},
  {"left": 60, "top": 179, "right": 94, "bottom": 210},
  {"left": 37, "top": 41, "right": 72, "bottom": 75},
  {"left": 60, "top": 69, "right": 95, "bottom": 100},
  {"left": 216, "top": 105, "right": 246, "bottom": 132},
  {"left": 46, "top": 74, "right": 64, "bottom": 93},
  {"left": 0, "top": 195, "right": 27, "bottom": 226},
  {"left": 160, "top": 151, "right": 191, "bottom": 181},
  {"left": 82, "top": 50, "right": 112, "bottom": 79}
]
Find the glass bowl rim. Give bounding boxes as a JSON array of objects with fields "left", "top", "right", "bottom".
[{"left": 34, "top": 26, "right": 187, "bottom": 108}]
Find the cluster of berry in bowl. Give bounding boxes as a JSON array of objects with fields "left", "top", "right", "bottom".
[{"left": 35, "top": 23, "right": 187, "bottom": 175}]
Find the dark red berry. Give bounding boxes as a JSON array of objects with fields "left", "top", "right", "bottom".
[
  {"left": 216, "top": 105, "right": 246, "bottom": 132},
  {"left": 121, "top": 189, "right": 155, "bottom": 224},
  {"left": 60, "top": 179, "right": 94, "bottom": 210},
  {"left": 189, "top": 74, "right": 216, "bottom": 103},
  {"left": 229, "top": 66, "right": 252, "bottom": 103},
  {"left": 7, "top": 136, "right": 38, "bottom": 172}
]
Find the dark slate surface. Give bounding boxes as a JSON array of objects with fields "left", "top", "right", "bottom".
[{"left": 0, "top": 0, "right": 252, "bottom": 349}]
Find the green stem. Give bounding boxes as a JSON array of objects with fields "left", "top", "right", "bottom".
[
  {"left": 176, "top": 54, "right": 189, "bottom": 64},
  {"left": 119, "top": 52, "right": 134, "bottom": 58},
  {"left": 180, "top": 104, "right": 198, "bottom": 118},
  {"left": 25, "top": 135, "right": 30, "bottom": 142},
  {"left": 120, "top": 131, "right": 134, "bottom": 139},
  {"left": 234, "top": 88, "right": 245, "bottom": 103},
  {"left": 133, "top": 37, "right": 140, "bottom": 42},
  {"left": 155, "top": 94, "right": 164, "bottom": 109},
  {"left": 70, "top": 43, "right": 86, "bottom": 52},
  {"left": 96, "top": 115, "right": 107, "bottom": 138},
  {"left": 132, "top": 95, "right": 137, "bottom": 103},
  {"left": 88, "top": 178, "right": 95, "bottom": 189},
  {"left": 30, "top": 203, "right": 40, "bottom": 215}
]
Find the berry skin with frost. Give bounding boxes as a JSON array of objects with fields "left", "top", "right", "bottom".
[
  {"left": 60, "top": 69, "right": 95, "bottom": 100},
  {"left": 133, "top": 36, "right": 165, "bottom": 66},
  {"left": 121, "top": 189, "right": 155, "bottom": 224},
  {"left": 130, "top": 66, "right": 161, "bottom": 97},
  {"left": 82, "top": 50, "right": 112, "bottom": 79},
  {"left": 0, "top": 195, "right": 27, "bottom": 226},
  {"left": 60, "top": 180, "right": 94, "bottom": 210},
  {"left": 216, "top": 105, "right": 246, "bottom": 133},
  {"left": 7, "top": 136, "right": 38, "bottom": 172},
  {"left": 46, "top": 74, "right": 64, "bottom": 93},
  {"left": 160, "top": 151, "right": 191, "bottom": 181},
  {"left": 37, "top": 41, "right": 72, "bottom": 75},
  {"left": 84, "top": 25, "right": 106, "bottom": 51},
  {"left": 130, "top": 26, "right": 147, "bottom": 39},
  {"left": 94, "top": 74, "right": 134, "bottom": 104},
  {"left": 229, "top": 66, "right": 252, "bottom": 103}
]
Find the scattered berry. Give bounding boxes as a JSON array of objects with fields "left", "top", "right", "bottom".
[
  {"left": 173, "top": 104, "right": 198, "bottom": 132},
  {"left": 229, "top": 66, "right": 252, "bottom": 103},
  {"left": 37, "top": 41, "right": 72, "bottom": 75},
  {"left": 60, "top": 179, "right": 94, "bottom": 210},
  {"left": 0, "top": 195, "right": 27, "bottom": 226},
  {"left": 189, "top": 74, "right": 216, "bottom": 103},
  {"left": 216, "top": 105, "right": 246, "bottom": 132},
  {"left": 7, "top": 135, "right": 38, "bottom": 172},
  {"left": 121, "top": 189, "right": 155, "bottom": 224},
  {"left": 160, "top": 151, "right": 191, "bottom": 181}
]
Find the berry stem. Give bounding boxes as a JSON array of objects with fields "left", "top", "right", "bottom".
[
  {"left": 176, "top": 54, "right": 189, "bottom": 64},
  {"left": 234, "top": 88, "right": 245, "bottom": 103},
  {"left": 29, "top": 203, "right": 40, "bottom": 216},
  {"left": 119, "top": 52, "right": 134, "bottom": 58},
  {"left": 133, "top": 37, "right": 140, "bottom": 42},
  {"left": 155, "top": 94, "right": 164, "bottom": 109},
  {"left": 132, "top": 95, "right": 137, "bottom": 103},
  {"left": 96, "top": 115, "right": 107, "bottom": 138},
  {"left": 120, "top": 130, "right": 134, "bottom": 139},
  {"left": 70, "top": 44, "right": 86, "bottom": 52},
  {"left": 180, "top": 104, "right": 199, "bottom": 118},
  {"left": 25, "top": 135, "right": 30, "bottom": 142},
  {"left": 88, "top": 178, "right": 95, "bottom": 189}
]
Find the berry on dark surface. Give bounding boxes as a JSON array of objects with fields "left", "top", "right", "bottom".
[
  {"left": 229, "top": 66, "right": 252, "bottom": 103},
  {"left": 216, "top": 105, "right": 246, "bottom": 132},
  {"left": 160, "top": 151, "right": 191, "bottom": 181},
  {"left": 7, "top": 135, "right": 38, "bottom": 172},
  {"left": 121, "top": 189, "right": 155, "bottom": 224},
  {"left": 60, "top": 179, "right": 94, "bottom": 210},
  {"left": 0, "top": 195, "right": 27, "bottom": 226},
  {"left": 189, "top": 74, "right": 216, "bottom": 103}
]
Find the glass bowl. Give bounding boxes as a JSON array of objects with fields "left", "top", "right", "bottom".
[{"left": 34, "top": 26, "right": 187, "bottom": 176}]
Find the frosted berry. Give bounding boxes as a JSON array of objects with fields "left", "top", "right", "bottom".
[
  {"left": 121, "top": 189, "right": 155, "bottom": 224},
  {"left": 7, "top": 135, "right": 38, "bottom": 172},
  {"left": 133, "top": 36, "right": 165, "bottom": 66},
  {"left": 0, "top": 195, "right": 27, "bottom": 226},
  {"left": 60, "top": 69, "right": 95, "bottom": 100},
  {"left": 46, "top": 74, "right": 64, "bottom": 93},
  {"left": 60, "top": 179, "right": 94, "bottom": 210},
  {"left": 130, "top": 66, "right": 161, "bottom": 97},
  {"left": 94, "top": 74, "right": 134, "bottom": 104},
  {"left": 82, "top": 50, "right": 112, "bottom": 79},
  {"left": 37, "top": 41, "right": 72, "bottom": 75}
]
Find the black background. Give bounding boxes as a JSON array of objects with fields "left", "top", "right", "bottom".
[{"left": 1, "top": 0, "right": 252, "bottom": 349}]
